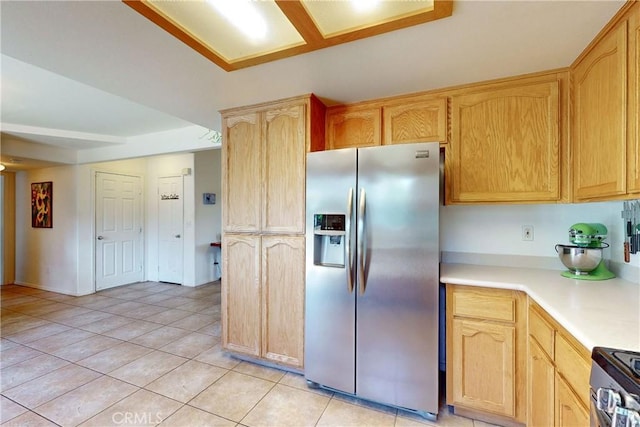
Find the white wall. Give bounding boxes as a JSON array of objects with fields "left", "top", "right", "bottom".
[
  {"left": 194, "top": 149, "right": 222, "bottom": 284},
  {"left": 440, "top": 200, "right": 640, "bottom": 282},
  {"left": 15, "top": 165, "right": 80, "bottom": 294}
]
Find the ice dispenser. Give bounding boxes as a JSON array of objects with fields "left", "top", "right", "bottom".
[{"left": 313, "top": 214, "right": 346, "bottom": 267}]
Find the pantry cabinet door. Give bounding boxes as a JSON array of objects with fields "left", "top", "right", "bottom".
[
  {"left": 222, "top": 234, "right": 261, "bottom": 357},
  {"left": 223, "top": 113, "right": 261, "bottom": 232},
  {"left": 263, "top": 104, "right": 306, "bottom": 234},
  {"left": 261, "top": 235, "right": 305, "bottom": 368}
]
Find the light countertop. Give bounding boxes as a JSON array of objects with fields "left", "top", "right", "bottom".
[{"left": 440, "top": 263, "right": 640, "bottom": 352}]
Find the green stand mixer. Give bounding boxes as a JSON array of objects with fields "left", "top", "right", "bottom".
[{"left": 554, "top": 223, "right": 616, "bottom": 280}]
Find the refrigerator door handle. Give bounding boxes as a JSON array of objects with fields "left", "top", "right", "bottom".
[
  {"left": 357, "top": 188, "right": 367, "bottom": 295},
  {"left": 346, "top": 187, "right": 355, "bottom": 294}
]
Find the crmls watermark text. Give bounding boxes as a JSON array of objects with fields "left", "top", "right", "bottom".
[{"left": 112, "top": 412, "right": 163, "bottom": 425}]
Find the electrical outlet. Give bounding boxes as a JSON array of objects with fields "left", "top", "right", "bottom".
[{"left": 522, "top": 225, "right": 534, "bottom": 241}]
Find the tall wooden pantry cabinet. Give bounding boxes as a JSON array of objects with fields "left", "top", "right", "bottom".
[{"left": 220, "top": 94, "right": 325, "bottom": 369}]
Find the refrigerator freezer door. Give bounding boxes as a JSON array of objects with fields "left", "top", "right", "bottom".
[
  {"left": 355, "top": 142, "right": 440, "bottom": 414},
  {"left": 305, "top": 148, "right": 357, "bottom": 393}
]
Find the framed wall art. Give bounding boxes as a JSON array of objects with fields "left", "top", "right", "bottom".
[{"left": 31, "top": 181, "right": 52, "bottom": 228}]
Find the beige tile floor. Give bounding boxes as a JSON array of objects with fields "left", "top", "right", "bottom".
[{"left": 0, "top": 282, "right": 495, "bottom": 427}]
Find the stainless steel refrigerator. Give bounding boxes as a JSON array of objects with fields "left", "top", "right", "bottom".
[{"left": 305, "top": 142, "right": 440, "bottom": 418}]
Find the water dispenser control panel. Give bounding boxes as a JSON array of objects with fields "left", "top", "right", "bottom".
[
  {"left": 314, "top": 214, "right": 345, "bottom": 232},
  {"left": 313, "top": 214, "right": 346, "bottom": 267}
]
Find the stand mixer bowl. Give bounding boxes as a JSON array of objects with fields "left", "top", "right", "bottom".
[{"left": 555, "top": 244, "right": 605, "bottom": 275}]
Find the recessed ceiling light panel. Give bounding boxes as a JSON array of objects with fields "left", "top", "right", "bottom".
[
  {"left": 146, "top": 0, "right": 305, "bottom": 62},
  {"left": 302, "top": 0, "right": 435, "bottom": 37}
]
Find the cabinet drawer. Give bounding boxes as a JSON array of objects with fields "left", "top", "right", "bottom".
[
  {"left": 452, "top": 287, "right": 516, "bottom": 322},
  {"left": 555, "top": 333, "right": 591, "bottom": 408},
  {"left": 529, "top": 305, "right": 555, "bottom": 358}
]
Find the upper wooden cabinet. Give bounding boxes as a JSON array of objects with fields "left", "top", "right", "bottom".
[
  {"left": 222, "top": 95, "right": 325, "bottom": 234},
  {"left": 326, "top": 95, "right": 448, "bottom": 150},
  {"left": 572, "top": 2, "right": 640, "bottom": 200},
  {"left": 326, "top": 105, "right": 381, "bottom": 149},
  {"left": 572, "top": 21, "right": 628, "bottom": 200},
  {"left": 628, "top": 3, "right": 640, "bottom": 194},
  {"left": 383, "top": 97, "right": 448, "bottom": 145},
  {"left": 447, "top": 76, "right": 565, "bottom": 204}
]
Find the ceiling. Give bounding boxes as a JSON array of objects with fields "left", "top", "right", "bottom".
[{"left": 0, "top": 0, "right": 626, "bottom": 171}]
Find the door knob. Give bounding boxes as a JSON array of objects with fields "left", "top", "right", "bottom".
[
  {"left": 175, "top": 234, "right": 181, "bottom": 238},
  {"left": 97, "top": 236, "right": 104, "bottom": 240}
]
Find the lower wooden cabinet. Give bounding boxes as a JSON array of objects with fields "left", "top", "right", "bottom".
[
  {"left": 446, "top": 285, "right": 527, "bottom": 424},
  {"left": 222, "top": 234, "right": 305, "bottom": 369},
  {"left": 447, "top": 286, "right": 593, "bottom": 427},
  {"left": 556, "top": 373, "right": 590, "bottom": 427},
  {"left": 528, "top": 336, "right": 556, "bottom": 426},
  {"left": 528, "top": 301, "right": 591, "bottom": 427},
  {"left": 450, "top": 318, "right": 516, "bottom": 417}
]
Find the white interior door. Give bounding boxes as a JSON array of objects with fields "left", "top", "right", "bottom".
[
  {"left": 158, "top": 176, "right": 183, "bottom": 284},
  {"left": 95, "top": 172, "right": 143, "bottom": 291}
]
